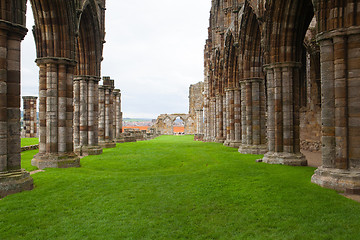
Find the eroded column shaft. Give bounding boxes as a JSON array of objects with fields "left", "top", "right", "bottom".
[{"left": 22, "top": 96, "right": 38, "bottom": 138}]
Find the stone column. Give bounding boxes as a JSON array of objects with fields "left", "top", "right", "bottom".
[
  {"left": 98, "top": 77, "right": 116, "bottom": 148},
  {"left": 203, "top": 97, "right": 210, "bottom": 141},
  {"left": 22, "top": 96, "right": 38, "bottom": 138},
  {"left": 262, "top": 62, "right": 307, "bottom": 166},
  {"left": 210, "top": 97, "right": 216, "bottom": 141},
  {"left": 0, "top": 20, "right": 33, "bottom": 198},
  {"left": 225, "top": 88, "right": 237, "bottom": 147},
  {"left": 215, "top": 94, "right": 225, "bottom": 143},
  {"left": 73, "top": 76, "right": 102, "bottom": 155},
  {"left": 194, "top": 109, "right": 204, "bottom": 141},
  {"left": 222, "top": 93, "right": 227, "bottom": 141},
  {"left": 312, "top": 28, "right": 360, "bottom": 192},
  {"left": 230, "top": 88, "right": 242, "bottom": 148},
  {"left": 238, "top": 78, "right": 267, "bottom": 154},
  {"left": 224, "top": 89, "right": 230, "bottom": 145},
  {"left": 113, "top": 89, "right": 123, "bottom": 142},
  {"left": 32, "top": 59, "right": 80, "bottom": 169}
]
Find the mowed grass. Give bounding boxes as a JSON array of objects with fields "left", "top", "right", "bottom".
[
  {"left": 21, "top": 138, "right": 39, "bottom": 147},
  {"left": 1, "top": 135, "right": 360, "bottom": 239}
]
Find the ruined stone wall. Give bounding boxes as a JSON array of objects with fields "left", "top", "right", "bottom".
[
  {"left": 189, "top": 82, "right": 204, "bottom": 137},
  {"left": 152, "top": 114, "right": 196, "bottom": 135}
]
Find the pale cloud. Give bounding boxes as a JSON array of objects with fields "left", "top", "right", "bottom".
[{"left": 21, "top": 1, "right": 211, "bottom": 118}]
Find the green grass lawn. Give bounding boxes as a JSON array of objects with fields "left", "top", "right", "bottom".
[
  {"left": 21, "top": 138, "right": 39, "bottom": 147},
  {"left": 1, "top": 135, "right": 360, "bottom": 239}
]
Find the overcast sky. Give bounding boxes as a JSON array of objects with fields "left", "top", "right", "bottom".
[{"left": 21, "top": 0, "right": 211, "bottom": 119}]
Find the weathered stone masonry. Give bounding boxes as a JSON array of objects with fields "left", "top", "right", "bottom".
[
  {"left": 0, "top": 1, "right": 33, "bottom": 198},
  {"left": 0, "top": 0, "right": 106, "bottom": 196},
  {"left": 204, "top": 0, "right": 360, "bottom": 193},
  {"left": 22, "top": 96, "right": 38, "bottom": 138},
  {"left": 73, "top": 76, "right": 102, "bottom": 155},
  {"left": 98, "top": 77, "right": 116, "bottom": 148},
  {"left": 113, "top": 89, "right": 123, "bottom": 141}
]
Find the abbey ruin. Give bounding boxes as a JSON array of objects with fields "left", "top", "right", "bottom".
[
  {"left": 152, "top": 82, "right": 204, "bottom": 135},
  {"left": 201, "top": 0, "right": 360, "bottom": 193},
  {"left": 1, "top": 0, "right": 360, "bottom": 198}
]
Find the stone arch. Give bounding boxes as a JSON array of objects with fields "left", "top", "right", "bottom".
[
  {"left": 76, "top": 0, "right": 103, "bottom": 76},
  {"left": 172, "top": 115, "right": 185, "bottom": 135},
  {"left": 185, "top": 116, "right": 195, "bottom": 135},
  {"left": 30, "top": 0, "right": 81, "bottom": 168},
  {"left": 73, "top": 0, "right": 104, "bottom": 155},
  {"left": 261, "top": 0, "right": 314, "bottom": 166},
  {"left": 163, "top": 115, "right": 174, "bottom": 135},
  {"left": 237, "top": 1, "right": 267, "bottom": 154},
  {"left": 31, "top": 0, "right": 77, "bottom": 60},
  {"left": 223, "top": 30, "right": 241, "bottom": 148},
  {"left": 263, "top": 0, "right": 314, "bottom": 64},
  {"left": 224, "top": 31, "right": 238, "bottom": 89}
]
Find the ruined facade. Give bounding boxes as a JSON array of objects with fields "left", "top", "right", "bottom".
[
  {"left": 204, "top": 0, "right": 360, "bottom": 192},
  {"left": 153, "top": 82, "right": 204, "bottom": 135},
  {"left": 153, "top": 114, "right": 194, "bottom": 135},
  {"left": 22, "top": 96, "right": 38, "bottom": 138}
]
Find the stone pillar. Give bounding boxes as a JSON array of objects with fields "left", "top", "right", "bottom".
[
  {"left": 215, "top": 94, "right": 225, "bottom": 143},
  {"left": 113, "top": 89, "right": 123, "bottom": 142},
  {"left": 22, "top": 96, "right": 38, "bottom": 138},
  {"left": 262, "top": 62, "right": 307, "bottom": 166},
  {"left": 312, "top": 28, "right": 360, "bottom": 192},
  {"left": 0, "top": 19, "right": 33, "bottom": 198},
  {"left": 230, "top": 88, "right": 242, "bottom": 148},
  {"left": 73, "top": 76, "right": 102, "bottom": 155},
  {"left": 222, "top": 93, "right": 227, "bottom": 141},
  {"left": 98, "top": 77, "right": 116, "bottom": 148},
  {"left": 210, "top": 97, "right": 216, "bottom": 141},
  {"left": 32, "top": 59, "right": 80, "bottom": 169},
  {"left": 203, "top": 97, "right": 210, "bottom": 141},
  {"left": 195, "top": 109, "right": 204, "bottom": 141},
  {"left": 224, "top": 88, "right": 238, "bottom": 147},
  {"left": 238, "top": 78, "right": 267, "bottom": 154}
]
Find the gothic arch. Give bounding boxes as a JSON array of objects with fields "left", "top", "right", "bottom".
[
  {"left": 263, "top": 0, "right": 314, "bottom": 64},
  {"left": 76, "top": 0, "right": 103, "bottom": 76},
  {"left": 31, "top": 0, "right": 77, "bottom": 60},
  {"left": 237, "top": 1, "right": 267, "bottom": 154}
]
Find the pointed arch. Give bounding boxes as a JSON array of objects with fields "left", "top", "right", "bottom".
[
  {"left": 76, "top": 0, "right": 103, "bottom": 76},
  {"left": 238, "top": 1, "right": 263, "bottom": 80},
  {"left": 30, "top": 0, "right": 77, "bottom": 59},
  {"left": 263, "top": 0, "right": 314, "bottom": 63},
  {"left": 224, "top": 31, "right": 239, "bottom": 89}
]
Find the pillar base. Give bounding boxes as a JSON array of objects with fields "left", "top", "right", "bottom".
[
  {"left": 98, "top": 141, "right": 116, "bottom": 148},
  {"left": 228, "top": 141, "right": 242, "bottom": 148},
  {"left": 215, "top": 137, "right": 226, "bottom": 143},
  {"left": 124, "top": 136, "right": 137, "bottom": 143},
  {"left": 32, "top": 152, "right": 80, "bottom": 169},
  {"left": 262, "top": 152, "right": 307, "bottom": 166},
  {"left": 75, "top": 145, "right": 103, "bottom": 156},
  {"left": 194, "top": 134, "right": 204, "bottom": 141},
  {"left": 238, "top": 144, "right": 268, "bottom": 155},
  {"left": 311, "top": 167, "right": 360, "bottom": 193},
  {"left": 0, "top": 170, "right": 33, "bottom": 198}
]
